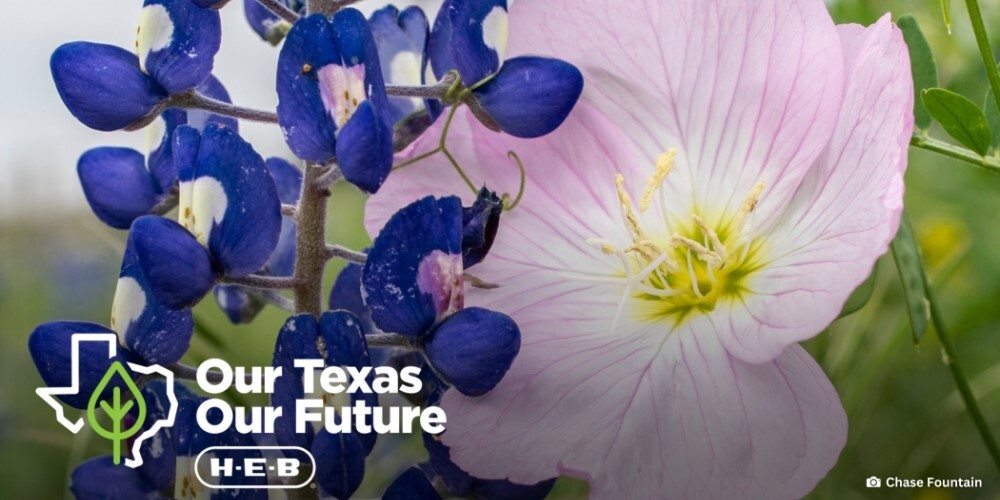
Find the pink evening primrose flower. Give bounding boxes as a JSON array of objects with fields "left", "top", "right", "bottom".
[{"left": 366, "top": 0, "right": 913, "bottom": 498}]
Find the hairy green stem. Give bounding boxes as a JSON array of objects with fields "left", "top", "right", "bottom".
[
  {"left": 910, "top": 135, "right": 1000, "bottom": 175},
  {"left": 293, "top": 164, "right": 332, "bottom": 317},
  {"left": 922, "top": 268, "right": 1000, "bottom": 472},
  {"left": 964, "top": 0, "right": 1000, "bottom": 115},
  {"left": 256, "top": 0, "right": 298, "bottom": 23}
]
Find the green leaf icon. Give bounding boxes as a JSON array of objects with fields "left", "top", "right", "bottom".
[{"left": 86, "top": 361, "right": 147, "bottom": 465}]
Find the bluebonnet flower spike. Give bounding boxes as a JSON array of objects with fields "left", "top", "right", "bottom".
[
  {"left": 429, "top": 0, "right": 507, "bottom": 85},
  {"left": 276, "top": 10, "right": 394, "bottom": 192},
  {"left": 363, "top": 196, "right": 521, "bottom": 396}
]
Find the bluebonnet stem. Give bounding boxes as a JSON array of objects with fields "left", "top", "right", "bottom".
[{"left": 31, "top": 0, "right": 586, "bottom": 498}]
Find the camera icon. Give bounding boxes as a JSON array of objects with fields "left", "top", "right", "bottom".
[{"left": 866, "top": 476, "right": 882, "bottom": 488}]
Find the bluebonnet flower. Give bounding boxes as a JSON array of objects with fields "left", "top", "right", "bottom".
[
  {"left": 78, "top": 76, "right": 236, "bottom": 230},
  {"left": 270, "top": 311, "right": 375, "bottom": 499},
  {"left": 243, "top": 0, "right": 304, "bottom": 45},
  {"left": 214, "top": 157, "right": 302, "bottom": 323},
  {"left": 426, "top": 0, "right": 583, "bottom": 138},
  {"left": 129, "top": 123, "right": 282, "bottom": 309},
  {"left": 29, "top": 240, "right": 194, "bottom": 409},
  {"left": 362, "top": 195, "right": 519, "bottom": 396},
  {"left": 51, "top": 0, "right": 221, "bottom": 131},
  {"left": 276, "top": 10, "right": 394, "bottom": 193},
  {"left": 368, "top": 5, "right": 431, "bottom": 125},
  {"left": 70, "top": 380, "right": 267, "bottom": 499}
]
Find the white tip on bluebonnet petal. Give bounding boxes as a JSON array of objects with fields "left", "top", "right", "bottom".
[
  {"left": 276, "top": 14, "right": 341, "bottom": 163},
  {"left": 336, "top": 101, "right": 394, "bottom": 193},
  {"left": 71, "top": 457, "right": 160, "bottom": 498},
  {"left": 331, "top": 8, "right": 394, "bottom": 126},
  {"left": 473, "top": 56, "right": 583, "bottom": 138},
  {"left": 28, "top": 321, "right": 130, "bottom": 409},
  {"left": 383, "top": 467, "right": 442, "bottom": 500},
  {"left": 370, "top": 5, "right": 429, "bottom": 123},
  {"left": 51, "top": 42, "right": 167, "bottom": 131},
  {"left": 114, "top": 263, "right": 194, "bottom": 365},
  {"left": 129, "top": 215, "right": 219, "bottom": 309},
  {"left": 312, "top": 431, "right": 366, "bottom": 499},
  {"left": 177, "top": 124, "right": 282, "bottom": 277},
  {"left": 362, "top": 196, "right": 464, "bottom": 338},
  {"left": 140, "top": 0, "right": 221, "bottom": 93},
  {"left": 444, "top": 0, "right": 507, "bottom": 83},
  {"left": 422, "top": 307, "right": 520, "bottom": 397},
  {"left": 78, "top": 147, "right": 163, "bottom": 229}
]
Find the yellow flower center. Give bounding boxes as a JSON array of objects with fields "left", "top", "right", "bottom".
[{"left": 588, "top": 149, "right": 768, "bottom": 326}]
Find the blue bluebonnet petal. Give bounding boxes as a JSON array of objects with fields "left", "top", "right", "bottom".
[
  {"left": 114, "top": 254, "right": 194, "bottom": 364},
  {"left": 129, "top": 215, "right": 219, "bottom": 309},
  {"left": 176, "top": 124, "right": 282, "bottom": 277},
  {"left": 336, "top": 101, "right": 393, "bottom": 193},
  {"left": 77, "top": 147, "right": 163, "bottom": 229},
  {"left": 213, "top": 284, "right": 265, "bottom": 324},
  {"left": 312, "top": 430, "right": 366, "bottom": 499},
  {"left": 331, "top": 8, "right": 393, "bottom": 126},
  {"left": 421, "top": 307, "right": 519, "bottom": 396},
  {"left": 271, "top": 314, "right": 323, "bottom": 450},
  {"left": 362, "top": 196, "right": 463, "bottom": 338},
  {"left": 135, "top": 380, "right": 198, "bottom": 491},
  {"left": 329, "top": 261, "right": 373, "bottom": 334},
  {"left": 147, "top": 108, "right": 187, "bottom": 192},
  {"left": 243, "top": 0, "right": 285, "bottom": 43},
  {"left": 472, "top": 56, "right": 583, "bottom": 138},
  {"left": 139, "top": 0, "right": 221, "bottom": 93},
  {"left": 320, "top": 310, "right": 378, "bottom": 453},
  {"left": 384, "top": 467, "right": 442, "bottom": 500},
  {"left": 70, "top": 456, "right": 162, "bottom": 500},
  {"left": 264, "top": 158, "right": 301, "bottom": 276},
  {"left": 370, "top": 5, "right": 429, "bottom": 123},
  {"left": 422, "top": 432, "right": 555, "bottom": 499},
  {"left": 192, "top": 0, "right": 226, "bottom": 7},
  {"left": 276, "top": 14, "right": 342, "bottom": 163},
  {"left": 434, "top": 0, "right": 506, "bottom": 84},
  {"left": 427, "top": 0, "right": 456, "bottom": 81},
  {"left": 28, "top": 321, "right": 129, "bottom": 409},
  {"left": 51, "top": 42, "right": 167, "bottom": 131},
  {"left": 148, "top": 75, "right": 237, "bottom": 193},
  {"left": 461, "top": 187, "right": 502, "bottom": 268}
]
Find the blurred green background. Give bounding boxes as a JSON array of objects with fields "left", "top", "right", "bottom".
[{"left": 2, "top": 0, "right": 1000, "bottom": 498}]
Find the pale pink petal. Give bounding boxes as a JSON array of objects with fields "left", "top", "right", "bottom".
[
  {"left": 442, "top": 322, "right": 847, "bottom": 499},
  {"left": 715, "top": 16, "right": 913, "bottom": 363},
  {"left": 504, "top": 0, "right": 845, "bottom": 228}
]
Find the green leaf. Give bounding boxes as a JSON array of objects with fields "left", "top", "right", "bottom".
[
  {"left": 985, "top": 90, "right": 1000, "bottom": 150},
  {"left": 898, "top": 16, "right": 939, "bottom": 131},
  {"left": 838, "top": 261, "right": 878, "bottom": 318},
  {"left": 890, "top": 219, "right": 930, "bottom": 344},
  {"left": 940, "top": 0, "right": 952, "bottom": 34},
  {"left": 921, "top": 88, "right": 993, "bottom": 155},
  {"left": 87, "top": 361, "right": 147, "bottom": 464}
]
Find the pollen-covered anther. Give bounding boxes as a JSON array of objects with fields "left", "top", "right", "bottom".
[
  {"left": 672, "top": 233, "right": 722, "bottom": 268},
  {"left": 615, "top": 173, "right": 647, "bottom": 243},
  {"left": 732, "top": 182, "right": 765, "bottom": 232},
  {"left": 639, "top": 149, "right": 676, "bottom": 212},
  {"left": 692, "top": 215, "right": 727, "bottom": 262}
]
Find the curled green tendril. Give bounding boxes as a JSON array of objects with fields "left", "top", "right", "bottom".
[{"left": 502, "top": 150, "right": 527, "bottom": 211}]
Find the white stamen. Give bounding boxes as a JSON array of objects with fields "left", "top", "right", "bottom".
[{"left": 685, "top": 249, "right": 704, "bottom": 298}]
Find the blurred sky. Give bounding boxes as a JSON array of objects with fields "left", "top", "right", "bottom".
[{"left": 0, "top": 0, "right": 436, "bottom": 221}]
